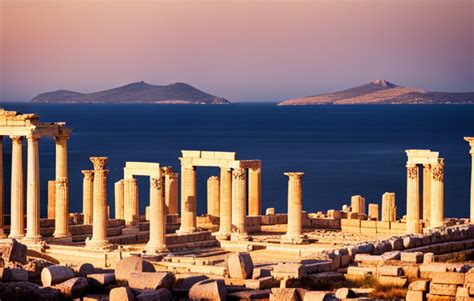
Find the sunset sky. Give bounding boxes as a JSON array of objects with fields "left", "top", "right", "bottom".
[{"left": 1, "top": 0, "right": 473, "bottom": 102}]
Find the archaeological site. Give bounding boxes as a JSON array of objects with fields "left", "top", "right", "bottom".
[{"left": 1, "top": 108, "right": 474, "bottom": 301}]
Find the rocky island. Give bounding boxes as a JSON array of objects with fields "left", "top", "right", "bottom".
[
  {"left": 278, "top": 80, "right": 474, "bottom": 105},
  {"left": 30, "top": 81, "right": 230, "bottom": 104}
]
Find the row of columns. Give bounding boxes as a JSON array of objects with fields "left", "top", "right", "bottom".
[{"left": 0, "top": 133, "right": 70, "bottom": 243}]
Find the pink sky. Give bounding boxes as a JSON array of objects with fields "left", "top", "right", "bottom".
[{"left": 1, "top": 0, "right": 473, "bottom": 102}]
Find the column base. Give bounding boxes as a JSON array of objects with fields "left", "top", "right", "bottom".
[
  {"left": 22, "top": 235, "right": 43, "bottom": 245},
  {"left": 8, "top": 233, "right": 25, "bottom": 239},
  {"left": 176, "top": 227, "right": 197, "bottom": 235},
  {"left": 53, "top": 232, "right": 72, "bottom": 239},
  {"left": 230, "top": 232, "right": 250, "bottom": 242},
  {"left": 281, "top": 234, "right": 309, "bottom": 245},
  {"left": 213, "top": 231, "right": 231, "bottom": 240},
  {"left": 406, "top": 221, "right": 422, "bottom": 234},
  {"left": 145, "top": 243, "right": 169, "bottom": 255},
  {"left": 85, "top": 238, "right": 111, "bottom": 249}
]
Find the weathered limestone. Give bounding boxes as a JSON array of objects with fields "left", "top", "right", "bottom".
[
  {"left": 53, "top": 178, "right": 70, "bottom": 238},
  {"left": 406, "top": 163, "right": 421, "bottom": 234},
  {"left": 164, "top": 169, "right": 178, "bottom": 215},
  {"left": 41, "top": 265, "right": 75, "bottom": 286},
  {"left": 381, "top": 192, "right": 396, "bottom": 222},
  {"left": 82, "top": 170, "right": 94, "bottom": 225},
  {"left": 9, "top": 136, "right": 24, "bottom": 239},
  {"left": 189, "top": 279, "right": 227, "bottom": 301},
  {"left": 47, "top": 180, "right": 56, "bottom": 219},
  {"left": 123, "top": 178, "right": 138, "bottom": 226},
  {"left": 351, "top": 195, "right": 365, "bottom": 214},
  {"left": 465, "top": 137, "right": 474, "bottom": 223},
  {"left": 114, "top": 256, "right": 155, "bottom": 282},
  {"left": 0, "top": 137, "right": 3, "bottom": 237},
  {"left": 24, "top": 133, "right": 41, "bottom": 242},
  {"left": 282, "top": 172, "right": 307, "bottom": 244},
  {"left": 423, "top": 164, "right": 432, "bottom": 222},
  {"left": 227, "top": 252, "right": 254, "bottom": 279},
  {"left": 248, "top": 167, "right": 261, "bottom": 216},
  {"left": 178, "top": 164, "right": 197, "bottom": 234},
  {"left": 430, "top": 159, "right": 444, "bottom": 228},
  {"left": 231, "top": 168, "right": 248, "bottom": 241},
  {"left": 86, "top": 157, "right": 109, "bottom": 248},
  {"left": 128, "top": 271, "right": 174, "bottom": 290},
  {"left": 368, "top": 203, "right": 379, "bottom": 220},
  {"left": 114, "top": 179, "right": 124, "bottom": 220},
  {"left": 207, "top": 176, "right": 220, "bottom": 217},
  {"left": 110, "top": 287, "right": 134, "bottom": 301},
  {"left": 217, "top": 167, "right": 232, "bottom": 239},
  {"left": 53, "top": 277, "right": 89, "bottom": 299},
  {"left": 146, "top": 177, "right": 167, "bottom": 254}
]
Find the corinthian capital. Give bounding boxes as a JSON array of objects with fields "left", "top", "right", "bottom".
[
  {"left": 232, "top": 168, "right": 246, "bottom": 181},
  {"left": 81, "top": 170, "right": 94, "bottom": 181},
  {"left": 90, "top": 157, "right": 108, "bottom": 170},
  {"left": 284, "top": 172, "right": 304, "bottom": 180}
]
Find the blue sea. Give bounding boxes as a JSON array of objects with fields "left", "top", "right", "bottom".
[{"left": 1, "top": 103, "right": 473, "bottom": 219}]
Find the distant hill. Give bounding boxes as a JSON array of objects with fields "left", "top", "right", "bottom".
[
  {"left": 31, "top": 81, "right": 230, "bottom": 104},
  {"left": 278, "top": 80, "right": 474, "bottom": 105}
]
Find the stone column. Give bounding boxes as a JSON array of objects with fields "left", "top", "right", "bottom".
[
  {"left": 0, "top": 137, "right": 4, "bottom": 237},
  {"left": 55, "top": 134, "right": 69, "bottom": 179},
  {"left": 146, "top": 177, "right": 167, "bottom": 254},
  {"left": 381, "top": 192, "right": 396, "bottom": 222},
  {"left": 177, "top": 165, "right": 196, "bottom": 234},
  {"left": 53, "top": 177, "right": 70, "bottom": 238},
  {"left": 25, "top": 133, "right": 41, "bottom": 242},
  {"left": 114, "top": 179, "right": 124, "bottom": 219},
  {"left": 164, "top": 171, "right": 179, "bottom": 215},
  {"left": 282, "top": 172, "right": 307, "bottom": 244},
  {"left": 430, "top": 159, "right": 444, "bottom": 228},
  {"left": 423, "top": 164, "right": 431, "bottom": 223},
  {"left": 351, "top": 195, "right": 365, "bottom": 214},
  {"left": 86, "top": 157, "right": 109, "bottom": 248},
  {"left": 406, "top": 164, "right": 421, "bottom": 234},
  {"left": 231, "top": 168, "right": 248, "bottom": 241},
  {"left": 47, "top": 180, "right": 56, "bottom": 219},
  {"left": 216, "top": 167, "right": 232, "bottom": 239},
  {"left": 9, "top": 136, "right": 24, "bottom": 239},
  {"left": 465, "top": 137, "right": 474, "bottom": 223},
  {"left": 82, "top": 170, "right": 94, "bottom": 224},
  {"left": 207, "top": 176, "right": 220, "bottom": 217},
  {"left": 248, "top": 167, "right": 261, "bottom": 216},
  {"left": 368, "top": 204, "right": 379, "bottom": 220},
  {"left": 123, "top": 178, "right": 138, "bottom": 226}
]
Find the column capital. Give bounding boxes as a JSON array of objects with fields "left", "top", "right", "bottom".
[
  {"left": 26, "top": 131, "right": 41, "bottom": 141},
  {"left": 90, "top": 157, "right": 108, "bottom": 170},
  {"left": 56, "top": 177, "right": 69, "bottom": 188},
  {"left": 81, "top": 170, "right": 95, "bottom": 180},
  {"left": 284, "top": 172, "right": 304, "bottom": 180},
  {"left": 423, "top": 164, "right": 432, "bottom": 169},
  {"left": 167, "top": 172, "right": 179, "bottom": 179},
  {"left": 9, "top": 135, "right": 23, "bottom": 142},
  {"left": 432, "top": 159, "right": 444, "bottom": 183},
  {"left": 465, "top": 137, "right": 474, "bottom": 155},
  {"left": 162, "top": 166, "right": 173, "bottom": 174},
  {"left": 406, "top": 164, "right": 418, "bottom": 179},
  {"left": 182, "top": 165, "right": 196, "bottom": 171},
  {"left": 232, "top": 168, "right": 246, "bottom": 180},
  {"left": 208, "top": 176, "right": 219, "bottom": 182},
  {"left": 54, "top": 129, "right": 72, "bottom": 142},
  {"left": 151, "top": 177, "right": 163, "bottom": 190}
]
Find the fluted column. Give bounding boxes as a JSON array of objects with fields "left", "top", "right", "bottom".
[
  {"left": 248, "top": 167, "right": 261, "bottom": 216},
  {"left": 406, "top": 164, "right": 420, "bottom": 234},
  {"left": 207, "top": 176, "right": 220, "bottom": 217},
  {"left": 123, "top": 178, "right": 138, "bottom": 226},
  {"left": 177, "top": 165, "right": 196, "bottom": 234},
  {"left": 422, "top": 164, "right": 431, "bottom": 223},
  {"left": 55, "top": 134, "right": 69, "bottom": 179},
  {"left": 114, "top": 179, "right": 124, "bottom": 219},
  {"left": 282, "top": 172, "right": 307, "bottom": 244},
  {"left": 86, "top": 157, "right": 109, "bottom": 248},
  {"left": 53, "top": 177, "right": 70, "bottom": 238},
  {"left": 9, "top": 136, "right": 24, "bottom": 239},
  {"left": 82, "top": 170, "right": 94, "bottom": 224},
  {"left": 216, "top": 167, "right": 232, "bottom": 239},
  {"left": 164, "top": 170, "right": 179, "bottom": 215},
  {"left": 465, "top": 137, "right": 474, "bottom": 223},
  {"left": 25, "top": 133, "right": 41, "bottom": 242},
  {"left": 430, "top": 159, "right": 444, "bottom": 228},
  {"left": 47, "top": 180, "right": 56, "bottom": 219},
  {"left": 0, "top": 137, "right": 4, "bottom": 237},
  {"left": 231, "top": 168, "right": 248, "bottom": 241},
  {"left": 146, "top": 177, "right": 167, "bottom": 254}
]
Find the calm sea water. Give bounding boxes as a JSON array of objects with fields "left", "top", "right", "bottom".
[{"left": 1, "top": 103, "right": 473, "bottom": 218}]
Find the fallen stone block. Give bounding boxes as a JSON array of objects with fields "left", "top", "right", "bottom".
[
  {"left": 354, "top": 254, "right": 382, "bottom": 263},
  {"left": 128, "top": 272, "right": 175, "bottom": 290},
  {"left": 347, "top": 266, "right": 377, "bottom": 277},
  {"left": 406, "top": 290, "right": 424, "bottom": 301},
  {"left": 426, "top": 293, "right": 456, "bottom": 301},
  {"left": 245, "top": 276, "right": 277, "bottom": 290},
  {"left": 109, "top": 286, "right": 135, "bottom": 301},
  {"left": 228, "top": 289, "right": 271, "bottom": 300},
  {"left": 252, "top": 267, "right": 272, "bottom": 279},
  {"left": 401, "top": 252, "right": 423, "bottom": 263},
  {"left": 0, "top": 281, "right": 60, "bottom": 301},
  {"left": 78, "top": 263, "right": 96, "bottom": 277},
  {"left": 272, "top": 263, "right": 306, "bottom": 279},
  {"left": 174, "top": 274, "right": 208, "bottom": 290},
  {"left": 408, "top": 280, "right": 428, "bottom": 291},
  {"left": 87, "top": 273, "right": 116, "bottom": 286},
  {"left": 114, "top": 256, "right": 155, "bottom": 282},
  {"left": 0, "top": 239, "right": 27, "bottom": 264},
  {"left": 136, "top": 288, "right": 172, "bottom": 301},
  {"left": 377, "top": 275, "right": 407, "bottom": 287},
  {"left": 456, "top": 286, "right": 469, "bottom": 298},
  {"left": 335, "top": 287, "right": 357, "bottom": 299},
  {"left": 390, "top": 238, "right": 404, "bottom": 251},
  {"left": 420, "top": 264, "right": 447, "bottom": 279},
  {"left": 53, "top": 277, "right": 89, "bottom": 299},
  {"left": 189, "top": 279, "right": 227, "bottom": 301},
  {"left": 304, "top": 260, "right": 333, "bottom": 274},
  {"left": 378, "top": 266, "right": 403, "bottom": 277},
  {"left": 302, "top": 291, "right": 335, "bottom": 301},
  {"left": 0, "top": 267, "right": 28, "bottom": 282},
  {"left": 270, "top": 288, "right": 300, "bottom": 301},
  {"left": 380, "top": 251, "right": 401, "bottom": 261},
  {"left": 83, "top": 294, "right": 109, "bottom": 301},
  {"left": 227, "top": 252, "right": 254, "bottom": 280},
  {"left": 431, "top": 271, "right": 464, "bottom": 285},
  {"left": 429, "top": 283, "right": 458, "bottom": 296},
  {"left": 41, "top": 264, "right": 75, "bottom": 286},
  {"left": 423, "top": 253, "right": 435, "bottom": 264}
]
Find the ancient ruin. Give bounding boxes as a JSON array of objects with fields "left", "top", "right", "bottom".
[{"left": 1, "top": 108, "right": 474, "bottom": 301}]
